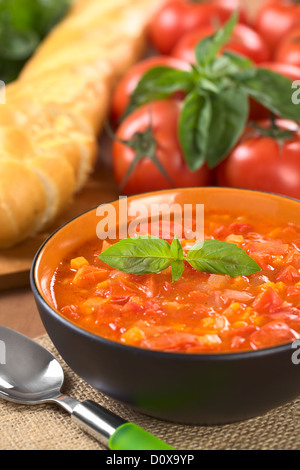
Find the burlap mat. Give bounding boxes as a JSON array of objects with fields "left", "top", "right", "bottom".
[{"left": 1, "top": 334, "right": 300, "bottom": 450}]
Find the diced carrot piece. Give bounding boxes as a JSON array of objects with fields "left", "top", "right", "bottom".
[
  {"left": 201, "top": 317, "right": 215, "bottom": 328},
  {"left": 80, "top": 297, "right": 110, "bottom": 315},
  {"left": 121, "top": 327, "right": 145, "bottom": 345},
  {"left": 232, "top": 321, "right": 248, "bottom": 329},
  {"left": 225, "top": 234, "right": 244, "bottom": 244},
  {"left": 268, "top": 227, "right": 283, "bottom": 238},
  {"left": 70, "top": 257, "right": 89, "bottom": 270}
]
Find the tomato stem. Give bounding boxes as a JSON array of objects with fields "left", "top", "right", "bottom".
[
  {"left": 106, "top": 118, "right": 174, "bottom": 191},
  {"left": 248, "top": 113, "right": 297, "bottom": 154}
]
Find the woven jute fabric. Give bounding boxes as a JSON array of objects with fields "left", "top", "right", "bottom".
[{"left": 1, "top": 334, "right": 300, "bottom": 450}]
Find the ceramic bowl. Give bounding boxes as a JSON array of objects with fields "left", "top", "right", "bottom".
[{"left": 31, "top": 187, "right": 300, "bottom": 424}]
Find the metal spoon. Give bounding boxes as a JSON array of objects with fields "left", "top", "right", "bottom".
[{"left": 0, "top": 325, "right": 174, "bottom": 450}]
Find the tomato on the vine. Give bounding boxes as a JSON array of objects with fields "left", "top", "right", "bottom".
[
  {"left": 112, "top": 100, "right": 212, "bottom": 195},
  {"left": 275, "top": 26, "right": 300, "bottom": 68},
  {"left": 171, "top": 23, "right": 271, "bottom": 64},
  {"left": 110, "top": 56, "right": 190, "bottom": 126},
  {"left": 216, "top": 119, "right": 300, "bottom": 200},
  {"left": 255, "top": 0, "right": 300, "bottom": 52},
  {"left": 249, "top": 62, "right": 300, "bottom": 120},
  {"left": 148, "top": 0, "right": 248, "bottom": 55}
]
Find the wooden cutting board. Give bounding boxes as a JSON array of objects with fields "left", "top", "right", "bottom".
[{"left": 0, "top": 136, "right": 119, "bottom": 291}]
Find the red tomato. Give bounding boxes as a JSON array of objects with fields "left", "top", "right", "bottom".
[
  {"left": 275, "top": 26, "right": 300, "bottom": 68},
  {"left": 255, "top": 0, "right": 300, "bottom": 52},
  {"left": 148, "top": 0, "right": 248, "bottom": 55},
  {"left": 112, "top": 100, "right": 212, "bottom": 195},
  {"left": 216, "top": 119, "right": 300, "bottom": 200},
  {"left": 171, "top": 23, "right": 271, "bottom": 64},
  {"left": 110, "top": 56, "right": 190, "bottom": 125},
  {"left": 249, "top": 62, "right": 300, "bottom": 120}
]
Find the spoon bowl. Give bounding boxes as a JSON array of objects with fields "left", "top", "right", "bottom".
[
  {"left": 0, "top": 326, "right": 63, "bottom": 405},
  {"left": 0, "top": 326, "right": 174, "bottom": 450}
]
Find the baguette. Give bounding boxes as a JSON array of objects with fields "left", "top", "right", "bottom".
[{"left": 0, "top": 0, "right": 165, "bottom": 248}]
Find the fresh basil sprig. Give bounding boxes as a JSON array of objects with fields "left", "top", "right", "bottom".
[
  {"left": 98, "top": 236, "right": 261, "bottom": 282},
  {"left": 124, "top": 11, "right": 299, "bottom": 170}
]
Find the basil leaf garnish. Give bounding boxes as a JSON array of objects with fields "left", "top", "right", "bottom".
[
  {"left": 186, "top": 240, "right": 261, "bottom": 277},
  {"left": 98, "top": 236, "right": 174, "bottom": 275},
  {"left": 98, "top": 236, "right": 261, "bottom": 282}
]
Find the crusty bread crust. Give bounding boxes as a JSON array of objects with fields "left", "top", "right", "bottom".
[{"left": 0, "top": 0, "right": 165, "bottom": 248}]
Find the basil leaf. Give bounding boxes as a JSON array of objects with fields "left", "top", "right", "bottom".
[
  {"left": 98, "top": 236, "right": 173, "bottom": 275},
  {"left": 195, "top": 11, "right": 237, "bottom": 67},
  {"left": 186, "top": 240, "right": 261, "bottom": 277},
  {"left": 236, "top": 68, "right": 300, "bottom": 121},
  {"left": 178, "top": 90, "right": 207, "bottom": 171},
  {"left": 170, "top": 236, "right": 184, "bottom": 261},
  {"left": 125, "top": 66, "right": 194, "bottom": 118},
  {"left": 171, "top": 260, "right": 185, "bottom": 283},
  {"left": 202, "top": 87, "right": 249, "bottom": 168},
  {"left": 212, "top": 51, "right": 253, "bottom": 75}
]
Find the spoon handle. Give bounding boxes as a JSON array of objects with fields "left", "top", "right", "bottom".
[{"left": 71, "top": 400, "right": 175, "bottom": 450}]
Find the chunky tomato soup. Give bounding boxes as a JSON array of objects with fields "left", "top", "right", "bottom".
[{"left": 51, "top": 211, "right": 300, "bottom": 353}]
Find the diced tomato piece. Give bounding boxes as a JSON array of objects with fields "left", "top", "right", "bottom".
[
  {"left": 141, "top": 331, "right": 200, "bottom": 351},
  {"left": 284, "top": 249, "right": 300, "bottom": 269},
  {"left": 60, "top": 305, "right": 79, "bottom": 319},
  {"left": 276, "top": 265, "right": 300, "bottom": 283},
  {"left": 72, "top": 265, "right": 109, "bottom": 287},
  {"left": 249, "top": 321, "right": 300, "bottom": 350},
  {"left": 248, "top": 240, "right": 289, "bottom": 255},
  {"left": 122, "top": 301, "right": 144, "bottom": 314},
  {"left": 252, "top": 287, "right": 283, "bottom": 313},
  {"left": 187, "top": 291, "right": 210, "bottom": 302},
  {"left": 228, "top": 222, "right": 252, "bottom": 234},
  {"left": 213, "top": 225, "right": 231, "bottom": 239},
  {"left": 135, "top": 220, "right": 183, "bottom": 242},
  {"left": 230, "top": 336, "right": 246, "bottom": 350},
  {"left": 287, "top": 286, "right": 300, "bottom": 300},
  {"left": 110, "top": 295, "right": 131, "bottom": 305},
  {"left": 225, "top": 324, "right": 257, "bottom": 338}
]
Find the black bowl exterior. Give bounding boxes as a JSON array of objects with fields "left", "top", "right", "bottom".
[
  {"left": 30, "top": 187, "right": 300, "bottom": 425},
  {"left": 32, "top": 278, "right": 300, "bottom": 425}
]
